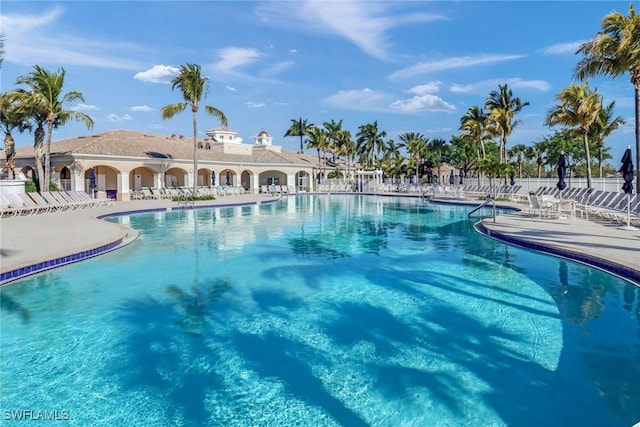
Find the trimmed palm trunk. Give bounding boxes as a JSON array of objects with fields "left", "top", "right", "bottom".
[
  {"left": 34, "top": 125, "right": 46, "bottom": 191},
  {"left": 4, "top": 133, "right": 16, "bottom": 179}
]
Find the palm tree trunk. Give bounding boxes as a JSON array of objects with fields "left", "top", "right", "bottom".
[
  {"left": 44, "top": 121, "right": 54, "bottom": 192},
  {"left": 598, "top": 145, "right": 603, "bottom": 178},
  {"left": 4, "top": 133, "right": 16, "bottom": 180},
  {"left": 583, "top": 131, "right": 592, "bottom": 189},
  {"left": 192, "top": 111, "right": 198, "bottom": 198},
  {"left": 34, "top": 125, "right": 46, "bottom": 192}
]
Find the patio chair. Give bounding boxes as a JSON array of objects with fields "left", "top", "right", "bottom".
[{"left": 4, "top": 193, "right": 39, "bottom": 215}]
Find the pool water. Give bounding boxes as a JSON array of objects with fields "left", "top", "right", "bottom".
[{"left": 1, "top": 195, "right": 639, "bottom": 426}]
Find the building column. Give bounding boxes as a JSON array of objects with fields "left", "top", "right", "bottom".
[
  {"left": 154, "top": 172, "right": 164, "bottom": 189},
  {"left": 72, "top": 170, "right": 85, "bottom": 192},
  {"left": 286, "top": 173, "right": 296, "bottom": 192},
  {"left": 116, "top": 172, "right": 131, "bottom": 201},
  {"left": 250, "top": 174, "right": 260, "bottom": 194}
]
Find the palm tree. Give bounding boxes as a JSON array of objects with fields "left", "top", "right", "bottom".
[
  {"left": 334, "top": 129, "right": 356, "bottom": 178},
  {"left": 161, "top": 64, "right": 227, "bottom": 198},
  {"left": 428, "top": 138, "right": 448, "bottom": 184},
  {"left": 544, "top": 82, "right": 602, "bottom": 188},
  {"left": 459, "top": 106, "right": 489, "bottom": 160},
  {"left": 356, "top": 121, "right": 387, "bottom": 169},
  {"left": 322, "top": 119, "right": 343, "bottom": 162},
  {"left": 305, "top": 125, "right": 328, "bottom": 173},
  {"left": 0, "top": 91, "right": 30, "bottom": 179},
  {"left": 485, "top": 84, "right": 529, "bottom": 163},
  {"left": 284, "top": 117, "right": 314, "bottom": 154},
  {"left": 590, "top": 100, "right": 625, "bottom": 178},
  {"left": 508, "top": 143, "right": 528, "bottom": 178},
  {"left": 398, "top": 132, "right": 428, "bottom": 180},
  {"left": 575, "top": 3, "right": 640, "bottom": 192},
  {"left": 15, "top": 66, "right": 94, "bottom": 191}
]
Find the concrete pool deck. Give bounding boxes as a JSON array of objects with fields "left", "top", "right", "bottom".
[{"left": 1, "top": 193, "right": 639, "bottom": 286}]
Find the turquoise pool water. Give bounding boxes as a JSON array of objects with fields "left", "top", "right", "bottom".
[{"left": 1, "top": 195, "right": 639, "bottom": 426}]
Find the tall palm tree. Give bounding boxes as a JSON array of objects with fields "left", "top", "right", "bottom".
[
  {"left": 15, "top": 66, "right": 94, "bottom": 191},
  {"left": 590, "top": 100, "right": 625, "bottom": 178},
  {"left": 428, "top": 138, "right": 448, "bottom": 184},
  {"left": 0, "top": 91, "right": 30, "bottom": 179},
  {"left": 305, "top": 125, "right": 328, "bottom": 179},
  {"left": 284, "top": 117, "right": 314, "bottom": 154},
  {"left": 575, "top": 3, "right": 640, "bottom": 192},
  {"left": 398, "top": 132, "right": 428, "bottom": 180},
  {"left": 544, "top": 82, "right": 602, "bottom": 188},
  {"left": 356, "top": 121, "right": 387, "bottom": 169},
  {"left": 485, "top": 84, "right": 529, "bottom": 163},
  {"left": 322, "top": 119, "right": 343, "bottom": 162},
  {"left": 161, "top": 64, "right": 227, "bottom": 198},
  {"left": 334, "top": 129, "right": 356, "bottom": 178},
  {"left": 459, "top": 106, "right": 489, "bottom": 160},
  {"left": 508, "top": 143, "right": 528, "bottom": 178},
  {"left": 0, "top": 33, "right": 5, "bottom": 69}
]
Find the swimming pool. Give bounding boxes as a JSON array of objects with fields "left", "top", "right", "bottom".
[{"left": 1, "top": 195, "right": 639, "bottom": 426}]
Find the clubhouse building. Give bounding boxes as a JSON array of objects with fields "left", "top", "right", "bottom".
[{"left": 8, "top": 128, "right": 327, "bottom": 200}]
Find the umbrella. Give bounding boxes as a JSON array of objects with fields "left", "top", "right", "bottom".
[
  {"left": 211, "top": 172, "right": 216, "bottom": 186},
  {"left": 449, "top": 169, "right": 455, "bottom": 185},
  {"left": 556, "top": 153, "right": 567, "bottom": 192},
  {"left": 225, "top": 170, "right": 230, "bottom": 186},
  {"left": 459, "top": 169, "right": 464, "bottom": 185},
  {"left": 89, "top": 168, "right": 96, "bottom": 198},
  {"left": 316, "top": 172, "right": 321, "bottom": 184},
  {"left": 619, "top": 146, "right": 636, "bottom": 230},
  {"left": 510, "top": 171, "right": 515, "bottom": 186}
]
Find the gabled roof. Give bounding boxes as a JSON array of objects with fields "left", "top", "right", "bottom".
[{"left": 14, "top": 129, "right": 323, "bottom": 167}]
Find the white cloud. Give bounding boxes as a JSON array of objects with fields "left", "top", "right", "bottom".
[
  {"left": 71, "top": 103, "right": 99, "bottom": 111},
  {"left": 389, "top": 94, "right": 455, "bottom": 113},
  {"left": 256, "top": 1, "right": 446, "bottom": 60},
  {"left": 260, "top": 60, "right": 294, "bottom": 78},
  {"left": 134, "top": 65, "right": 180, "bottom": 84},
  {"left": 289, "top": 49, "right": 298, "bottom": 54},
  {"left": 245, "top": 101, "right": 266, "bottom": 108},
  {"left": 390, "top": 54, "right": 526, "bottom": 80},
  {"left": 1, "top": 7, "right": 144, "bottom": 69},
  {"left": 540, "top": 40, "right": 586, "bottom": 55},
  {"left": 131, "top": 105, "right": 153, "bottom": 112},
  {"left": 324, "top": 88, "right": 389, "bottom": 111},
  {"left": 226, "top": 85, "right": 237, "bottom": 92},
  {"left": 450, "top": 77, "right": 551, "bottom": 94},
  {"left": 407, "top": 82, "right": 441, "bottom": 95},
  {"left": 212, "top": 47, "right": 262, "bottom": 74},
  {"left": 107, "top": 113, "right": 132, "bottom": 122}
]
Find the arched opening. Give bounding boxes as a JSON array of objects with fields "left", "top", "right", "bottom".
[
  {"left": 240, "top": 170, "right": 252, "bottom": 191},
  {"left": 86, "top": 165, "right": 120, "bottom": 199},
  {"left": 258, "top": 170, "right": 287, "bottom": 193},
  {"left": 129, "top": 167, "right": 156, "bottom": 190},
  {"left": 220, "top": 169, "right": 236, "bottom": 186},
  {"left": 165, "top": 167, "right": 188, "bottom": 187},
  {"left": 296, "top": 170, "right": 310, "bottom": 192}
]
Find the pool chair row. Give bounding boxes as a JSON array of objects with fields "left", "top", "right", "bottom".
[
  {"left": 260, "top": 185, "right": 292, "bottom": 194},
  {"left": 316, "top": 183, "right": 354, "bottom": 192},
  {"left": 1, "top": 191, "right": 112, "bottom": 217},
  {"left": 130, "top": 186, "right": 249, "bottom": 200}
]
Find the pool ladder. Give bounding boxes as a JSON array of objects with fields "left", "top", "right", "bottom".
[{"left": 468, "top": 195, "right": 497, "bottom": 222}]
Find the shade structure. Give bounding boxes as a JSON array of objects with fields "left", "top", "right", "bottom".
[
  {"left": 211, "top": 172, "right": 216, "bottom": 186},
  {"left": 556, "top": 153, "right": 567, "bottom": 191},
  {"left": 618, "top": 146, "right": 636, "bottom": 230},
  {"left": 449, "top": 169, "right": 455, "bottom": 185},
  {"left": 459, "top": 169, "right": 464, "bottom": 185},
  {"left": 225, "top": 171, "right": 231, "bottom": 186}
]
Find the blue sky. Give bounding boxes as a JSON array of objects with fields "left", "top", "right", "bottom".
[{"left": 1, "top": 1, "right": 636, "bottom": 165}]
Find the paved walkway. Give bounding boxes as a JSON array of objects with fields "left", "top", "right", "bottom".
[{"left": 1, "top": 193, "right": 639, "bottom": 286}]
